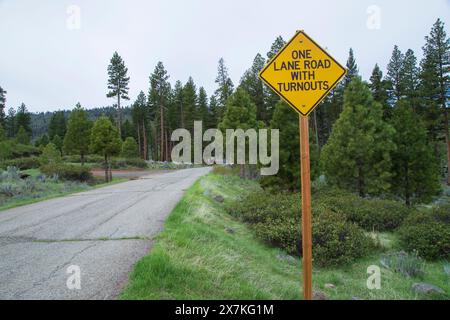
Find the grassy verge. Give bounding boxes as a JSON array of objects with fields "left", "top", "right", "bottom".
[{"left": 121, "top": 173, "right": 449, "bottom": 300}]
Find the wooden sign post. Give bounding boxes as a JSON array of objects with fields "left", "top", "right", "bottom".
[
  {"left": 259, "top": 30, "right": 347, "bottom": 300},
  {"left": 299, "top": 115, "right": 312, "bottom": 300}
]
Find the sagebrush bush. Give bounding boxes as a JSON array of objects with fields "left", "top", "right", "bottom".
[
  {"left": 0, "top": 157, "right": 41, "bottom": 170},
  {"left": 315, "top": 188, "right": 411, "bottom": 231},
  {"left": 228, "top": 190, "right": 374, "bottom": 267},
  {"left": 399, "top": 208, "right": 450, "bottom": 260},
  {"left": 40, "top": 164, "right": 93, "bottom": 182},
  {"left": 380, "top": 251, "right": 425, "bottom": 278}
]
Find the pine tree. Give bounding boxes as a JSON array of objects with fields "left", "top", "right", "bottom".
[
  {"left": 422, "top": 18, "right": 450, "bottom": 185},
  {"left": 171, "top": 81, "right": 185, "bottom": 128},
  {"left": 107, "top": 52, "right": 130, "bottom": 136},
  {"left": 240, "top": 53, "right": 268, "bottom": 123},
  {"left": 48, "top": 111, "right": 67, "bottom": 140},
  {"left": 15, "top": 103, "right": 31, "bottom": 136},
  {"left": 0, "top": 123, "right": 5, "bottom": 142},
  {"left": 148, "top": 62, "right": 170, "bottom": 161},
  {"left": 219, "top": 88, "right": 258, "bottom": 178},
  {"left": 0, "top": 86, "right": 7, "bottom": 127},
  {"left": 197, "top": 87, "right": 209, "bottom": 125},
  {"left": 399, "top": 49, "right": 420, "bottom": 104},
  {"left": 90, "top": 116, "right": 122, "bottom": 182},
  {"left": 208, "top": 95, "right": 219, "bottom": 128},
  {"left": 52, "top": 135, "right": 63, "bottom": 155},
  {"left": 386, "top": 45, "right": 404, "bottom": 103},
  {"left": 390, "top": 100, "right": 441, "bottom": 205},
  {"left": 131, "top": 91, "right": 149, "bottom": 160},
  {"left": 16, "top": 126, "right": 30, "bottom": 145},
  {"left": 5, "top": 107, "right": 16, "bottom": 138},
  {"left": 344, "top": 48, "right": 359, "bottom": 86},
  {"left": 214, "top": 58, "right": 234, "bottom": 119},
  {"left": 321, "top": 77, "right": 395, "bottom": 196},
  {"left": 369, "top": 64, "right": 390, "bottom": 118},
  {"left": 121, "top": 137, "right": 139, "bottom": 158},
  {"left": 182, "top": 77, "right": 198, "bottom": 134},
  {"left": 64, "top": 103, "right": 92, "bottom": 165},
  {"left": 265, "top": 36, "right": 286, "bottom": 116}
]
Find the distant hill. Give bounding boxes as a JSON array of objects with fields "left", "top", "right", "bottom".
[{"left": 30, "top": 106, "right": 132, "bottom": 138}]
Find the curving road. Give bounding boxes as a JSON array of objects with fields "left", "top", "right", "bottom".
[{"left": 0, "top": 167, "right": 211, "bottom": 300}]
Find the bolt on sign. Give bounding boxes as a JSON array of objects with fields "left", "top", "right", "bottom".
[
  {"left": 259, "top": 30, "right": 346, "bottom": 116},
  {"left": 259, "top": 30, "right": 347, "bottom": 300}
]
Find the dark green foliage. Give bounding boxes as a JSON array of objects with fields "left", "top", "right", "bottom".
[
  {"left": 214, "top": 58, "right": 234, "bottom": 120},
  {"left": 386, "top": 45, "right": 404, "bottom": 103},
  {"left": 343, "top": 48, "right": 359, "bottom": 86},
  {"left": 227, "top": 190, "right": 374, "bottom": 267},
  {"left": 148, "top": 62, "right": 171, "bottom": 161},
  {"left": 0, "top": 124, "right": 5, "bottom": 142},
  {"left": 64, "top": 103, "right": 92, "bottom": 164},
  {"left": 389, "top": 100, "right": 441, "bottom": 205},
  {"left": 16, "top": 126, "right": 30, "bottom": 145},
  {"left": 261, "top": 101, "right": 319, "bottom": 191},
  {"left": 107, "top": 52, "right": 130, "bottom": 134},
  {"left": 40, "top": 143, "right": 61, "bottom": 165},
  {"left": 369, "top": 64, "right": 390, "bottom": 118},
  {"left": 0, "top": 157, "right": 40, "bottom": 170},
  {"left": 399, "top": 207, "right": 450, "bottom": 260},
  {"left": 51, "top": 135, "right": 63, "bottom": 155},
  {"left": 40, "top": 163, "right": 93, "bottom": 182},
  {"left": 182, "top": 77, "right": 198, "bottom": 133},
  {"left": 219, "top": 88, "right": 259, "bottom": 177},
  {"left": 315, "top": 187, "right": 412, "bottom": 231},
  {"left": 240, "top": 54, "right": 268, "bottom": 123},
  {"left": 197, "top": 87, "right": 209, "bottom": 126},
  {"left": 15, "top": 103, "right": 31, "bottom": 136},
  {"left": 321, "top": 77, "right": 395, "bottom": 196},
  {"left": 264, "top": 37, "right": 285, "bottom": 115},
  {"left": 121, "top": 137, "right": 139, "bottom": 158},
  {"left": 90, "top": 116, "right": 122, "bottom": 182},
  {"left": 48, "top": 111, "right": 67, "bottom": 140},
  {"left": 0, "top": 86, "right": 6, "bottom": 127}
]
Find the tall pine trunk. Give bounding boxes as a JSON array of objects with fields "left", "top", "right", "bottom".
[
  {"left": 160, "top": 105, "right": 164, "bottom": 161},
  {"left": 104, "top": 154, "right": 109, "bottom": 182},
  {"left": 143, "top": 121, "right": 148, "bottom": 161},
  {"left": 117, "top": 94, "right": 122, "bottom": 138},
  {"left": 137, "top": 123, "right": 141, "bottom": 158},
  {"left": 444, "top": 109, "right": 450, "bottom": 185}
]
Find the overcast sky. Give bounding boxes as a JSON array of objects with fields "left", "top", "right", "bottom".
[{"left": 0, "top": 0, "right": 449, "bottom": 113}]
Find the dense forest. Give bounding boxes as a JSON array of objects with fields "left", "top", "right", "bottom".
[{"left": 0, "top": 18, "right": 448, "bottom": 205}]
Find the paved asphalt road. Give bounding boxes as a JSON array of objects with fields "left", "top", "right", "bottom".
[{"left": 0, "top": 167, "right": 211, "bottom": 300}]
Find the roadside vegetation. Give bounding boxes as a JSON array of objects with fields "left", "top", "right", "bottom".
[{"left": 121, "top": 170, "right": 450, "bottom": 300}]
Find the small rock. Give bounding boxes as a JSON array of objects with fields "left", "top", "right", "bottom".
[
  {"left": 225, "top": 227, "right": 235, "bottom": 234},
  {"left": 351, "top": 296, "right": 363, "bottom": 300},
  {"left": 412, "top": 283, "right": 445, "bottom": 295},
  {"left": 324, "top": 283, "right": 336, "bottom": 289},
  {"left": 214, "top": 195, "right": 224, "bottom": 203},
  {"left": 312, "top": 290, "right": 327, "bottom": 300}
]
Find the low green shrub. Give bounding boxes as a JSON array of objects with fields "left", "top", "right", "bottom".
[
  {"left": 228, "top": 191, "right": 374, "bottom": 267},
  {"left": 399, "top": 208, "right": 450, "bottom": 261},
  {"left": 62, "top": 154, "right": 104, "bottom": 164},
  {"left": 315, "top": 188, "right": 411, "bottom": 231},
  {"left": 40, "top": 164, "right": 93, "bottom": 182},
  {"left": 0, "top": 157, "right": 41, "bottom": 170},
  {"left": 111, "top": 158, "right": 148, "bottom": 169}
]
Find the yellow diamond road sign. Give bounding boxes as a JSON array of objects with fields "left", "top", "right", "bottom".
[{"left": 259, "top": 30, "right": 347, "bottom": 116}]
